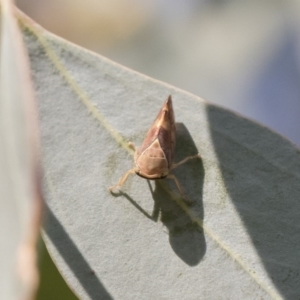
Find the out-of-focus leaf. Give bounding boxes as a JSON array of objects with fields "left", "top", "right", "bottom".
[
  {"left": 0, "top": 1, "right": 42, "bottom": 300},
  {"left": 18, "top": 10, "right": 300, "bottom": 300}
]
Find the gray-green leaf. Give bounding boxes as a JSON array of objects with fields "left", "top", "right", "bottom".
[{"left": 20, "top": 10, "right": 300, "bottom": 300}]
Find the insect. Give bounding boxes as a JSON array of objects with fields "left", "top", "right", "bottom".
[{"left": 109, "top": 95, "right": 200, "bottom": 203}]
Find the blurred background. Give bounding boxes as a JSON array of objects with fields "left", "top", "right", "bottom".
[{"left": 14, "top": 0, "right": 300, "bottom": 298}]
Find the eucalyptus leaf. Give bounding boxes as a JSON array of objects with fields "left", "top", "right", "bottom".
[{"left": 19, "top": 11, "right": 300, "bottom": 300}]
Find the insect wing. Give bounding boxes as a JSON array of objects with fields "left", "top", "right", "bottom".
[{"left": 137, "top": 95, "right": 176, "bottom": 167}]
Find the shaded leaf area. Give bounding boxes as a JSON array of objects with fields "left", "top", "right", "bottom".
[
  {"left": 207, "top": 105, "right": 300, "bottom": 300},
  {"left": 19, "top": 12, "right": 300, "bottom": 300}
]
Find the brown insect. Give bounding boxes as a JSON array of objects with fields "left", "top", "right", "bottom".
[{"left": 109, "top": 95, "right": 200, "bottom": 203}]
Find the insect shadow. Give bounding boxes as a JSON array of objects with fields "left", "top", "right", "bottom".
[{"left": 115, "top": 123, "right": 206, "bottom": 266}]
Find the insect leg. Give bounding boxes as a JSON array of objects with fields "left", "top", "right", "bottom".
[
  {"left": 171, "top": 154, "right": 200, "bottom": 170},
  {"left": 128, "top": 142, "right": 136, "bottom": 151},
  {"left": 109, "top": 169, "right": 136, "bottom": 193},
  {"left": 167, "top": 173, "right": 192, "bottom": 204}
]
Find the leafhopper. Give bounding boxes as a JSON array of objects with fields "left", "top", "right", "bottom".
[{"left": 109, "top": 95, "right": 200, "bottom": 203}]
